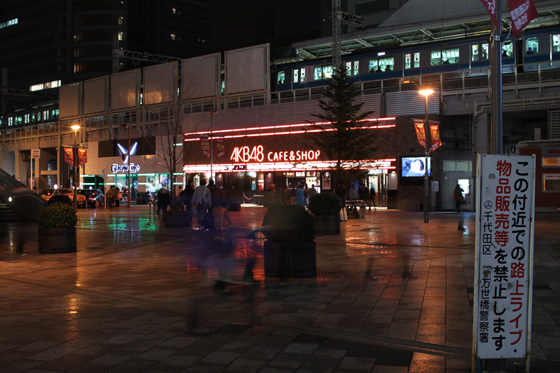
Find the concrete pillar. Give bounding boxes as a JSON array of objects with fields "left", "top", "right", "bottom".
[{"left": 473, "top": 112, "right": 491, "bottom": 155}]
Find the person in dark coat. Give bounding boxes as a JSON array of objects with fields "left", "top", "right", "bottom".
[
  {"left": 335, "top": 182, "right": 347, "bottom": 221},
  {"left": 157, "top": 185, "right": 171, "bottom": 221}
]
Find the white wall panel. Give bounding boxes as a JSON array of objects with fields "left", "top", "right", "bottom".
[
  {"left": 84, "top": 76, "right": 108, "bottom": 114},
  {"left": 182, "top": 54, "right": 220, "bottom": 100},
  {"left": 144, "top": 62, "right": 177, "bottom": 105},
  {"left": 225, "top": 44, "right": 269, "bottom": 95},
  {"left": 110, "top": 69, "right": 139, "bottom": 110},
  {"left": 59, "top": 83, "right": 82, "bottom": 118}
]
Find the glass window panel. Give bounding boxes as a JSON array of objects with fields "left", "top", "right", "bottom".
[
  {"left": 442, "top": 48, "right": 459, "bottom": 64},
  {"left": 471, "top": 45, "right": 479, "bottom": 62},
  {"left": 552, "top": 35, "right": 560, "bottom": 53},
  {"left": 482, "top": 44, "right": 489, "bottom": 60},
  {"left": 431, "top": 50, "right": 441, "bottom": 66},
  {"left": 277, "top": 71, "right": 285, "bottom": 84},
  {"left": 345, "top": 61, "right": 352, "bottom": 75},
  {"left": 405, "top": 53, "right": 411, "bottom": 69},
  {"left": 380, "top": 57, "right": 394, "bottom": 71},
  {"left": 323, "top": 65, "right": 333, "bottom": 79},
  {"left": 414, "top": 53, "right": 420, "bottom": 68},
  {"left": 293, "top": 69, "right": 299, "bottom": 83},
  {"left": 526, "top": 37, "right": 538, "bottom": 54},
  {"left": 300, "top": 69, "right": 305, "bottom": 82},
  {"left": 369, "top": 59, "right": 378, "bottom": 72},
  {"left": 502, "top": 40, "right": 513, "bottom": 57},
  {"left": 314, "top": 66, "right": 322, "bottom": 80},
  {"left": 353, "top": 61, "right": 359, "bottom": 76},
  {"left": 544, "top": 175, "right": 560, "bottom": 192},
  {"left": 543, "top": 158, "right": 560, "bottom": 167}
]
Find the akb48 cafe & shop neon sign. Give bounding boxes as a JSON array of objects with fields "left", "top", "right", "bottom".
[{"left": 230, "top": 145, "right": 321, "bottom": 163}]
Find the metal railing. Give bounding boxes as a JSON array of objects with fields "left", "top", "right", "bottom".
[{"left": 2, "top": 60, "right": 560, "bottom": 147}]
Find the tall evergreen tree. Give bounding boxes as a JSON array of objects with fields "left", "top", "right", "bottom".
[{"left": 311, "top": 65, "right": 376, "bottom": 184}]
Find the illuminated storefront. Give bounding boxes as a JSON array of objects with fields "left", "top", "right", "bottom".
[{"left": 183, "top": 118, "right": 397, "bottom": 203}]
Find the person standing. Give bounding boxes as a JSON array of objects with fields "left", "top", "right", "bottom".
[
  {"left": 308, "top": 184, "right": 317, "bottom": 200},
  {"left": 453, "top": 183, "right": 464, "bottom": 213},
  {"left": 295, "top": 183, "right": 305, "bottom": 206},
  {"left": 157, "top": 185, "right": 171, "bottom": 221},
  {"left": 369, "top": 184, "right": 376, "bottom": 210},
  {"left": 192, "top": 178, "right": 211, "bottom": 229},
  {"left": 335, "top": 181, "right": 347, "bottom": 222}
]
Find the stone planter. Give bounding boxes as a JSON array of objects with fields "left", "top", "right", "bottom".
[
  {"left": 165, "top": 210, "right": 191, "bottom": 228},
  {"left": 38, "top": 227, "right": 77, "bottom": 253},
  {"left": 263, "top": 241, "right": 316, "bottom": 278},
  {"left": 314, "top": 214, "right": 340, "bottom": 235}
]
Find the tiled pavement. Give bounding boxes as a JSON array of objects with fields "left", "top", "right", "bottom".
[{"left": 1, "top": 206, "right": 559, "bottom": 372}]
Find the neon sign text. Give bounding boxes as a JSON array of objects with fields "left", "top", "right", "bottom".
[
  {"left": 230, "top": 145, "right": 321, "bottom": 163},
  {"left": 112, "top": 163, "right": 141, "bottom": 173}
]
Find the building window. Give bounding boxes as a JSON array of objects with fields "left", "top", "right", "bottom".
[
  {"left": 431, "top": 48, "right": 459, "bottom": 65},
  {"left": 118, "top": 31, "right": 124, "bottom": 41},
  {"left": 552, "top": 35, "right": 560, "bottom": 53},
  {"left": 277, "top": 71, "right": 285, "bottom": 84},
  {"left": 543, "top": 174, "right": 560, "bottom": 192},
  {"left": 118, "top": 16, "right": 124, "bottom": 25},
  {"left": 526, "top": 37, "right": 538, "bottom": 54},
  {"left": 369, "top": 57, "right": 394, "bottom": 72},
  {"left": 542, "top": 157, "right": 560, "bottom": 167},
  {"left": 170, "top": 33, "right": 176, "bottom": 40},
  {"left": 172, "top": 7, "right": 177, "bottom": 14}
]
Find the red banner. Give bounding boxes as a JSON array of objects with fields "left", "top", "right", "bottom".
[
  {"left": 216, "top": 138, "right": 225, "bottom": 158},
  {"left": 480, "top": 0, "right": 499, "bottom": 27},
  {"left": 509, "top": 0, "right": 538, "bottom": 37},
  {"left": 64, "top": 147, "right": 74, "bottom": 165},
  {"left": 413, "top": 118, "right": 426, "bottom": 148},
  {"left": 78, "top": 148, "right": 87, "bottom": 166},
  {"left": 201, "top": 136, "right": 210, "bottom": 158},
  {"left": 429, "top": 121, "right": 443, "bottom": 152}
]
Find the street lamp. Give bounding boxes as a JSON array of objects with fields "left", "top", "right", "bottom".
[
  {"left": 209, "top": 111, "right": 217, "bottom": 183},
  {"left": 71, "top": 124, "right": 80, "bottom": 210},
  {"left": 418, "top": 89, "right": 434, "bottom": 223}
]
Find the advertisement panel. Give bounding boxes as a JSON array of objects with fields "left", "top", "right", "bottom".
[{"left": 474, "top": 154, "right": 535, "bottom": 359}]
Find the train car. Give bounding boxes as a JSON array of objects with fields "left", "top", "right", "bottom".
[
  {"left": 273, "top": 25, "right": 560, "bottom": 92},
  {"left": 1, "top": 104, "right": 59, "bottom": 130}
]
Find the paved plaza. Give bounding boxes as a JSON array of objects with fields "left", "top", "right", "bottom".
[{"left": 1, "top": 206, "right": 559, "bottom": 372}]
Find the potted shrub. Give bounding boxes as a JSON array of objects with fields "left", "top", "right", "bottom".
[
  {"left": 308, "top": 192, "right": 341, "bottom": 235},
  {"left": 261, "top": 204, "right": 316, "bottom": 277},
  {"left": 165, "top": 198, "right": 191, "bottom": 228},
  {"left": 38, "top": 201, "right": 78, "bottom": 253}
]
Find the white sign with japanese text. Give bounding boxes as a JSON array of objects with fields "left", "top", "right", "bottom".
[{"left": 475, "top": 154, "right": 535, "bottom": 359}]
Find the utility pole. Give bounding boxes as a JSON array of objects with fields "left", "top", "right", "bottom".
[{"left": 331, "top": 0, "right": 363, "bottom": 71}]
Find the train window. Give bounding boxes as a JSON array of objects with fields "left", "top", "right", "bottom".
[
  {"left": 526, "top": 37, "right": 538, "bottom": 54},
  {"left": 471, "top": 45, "right": 479, "bottom": 62},
  {"left": 314, "top": 66, "right": 322, "bottom": 80},
  {"left": 502, "top": 41, "right": 513, "bottom": 57},
  {"left": 369, "top": 57, "right": 394, "bottom": 72},
  {"left": 293, "top": 69, "right": 299, "bottom": 83},
  {"left": 405, "top": 53, "right": 412, "bottom": 69},
  {"left": 369, "top": 59, "right": 379, "bottom": 72},
  {"left": 8, "top": 117, "right": 13, "bottom": 126},
  {"left": 16, "top": 116, "right": 22, "bottom": 125},
  {"left": 482, "top": 44, "right": 489, "bottom": 60},
  {"left": 300, "top": 69, "right": 306, "bottom": 82},
  {"left": 345, "top": 61, "right": 359, "bottom": 76},
  {"left": 432, "top": 48, "right": 459, "bottom": 65},
  {"left": 24, "top": 114, "right": 30, "bottom": 124},
  {"left": 323, "top": 65, "right": 333, "bottom": 79},
  {"left": 277, "top": 71, "right": 285, "bottom": 84},
  {"left": 44, "top": 110, "right": 49, "bottom": 120},
  {"left": 553, "top": 35, "right": 560, "bottom": 53},
  {"left": 413, "top": 53, "right": 420, "bottom": 68}
]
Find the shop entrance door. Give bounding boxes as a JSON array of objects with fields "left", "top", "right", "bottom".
[{"left": 368, "top": 173, "right": 388, "bottom": 208}]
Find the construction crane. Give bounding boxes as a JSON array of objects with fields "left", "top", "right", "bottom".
[{"left": 331, "top": 0, "right": 364, "bottom": 70}]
